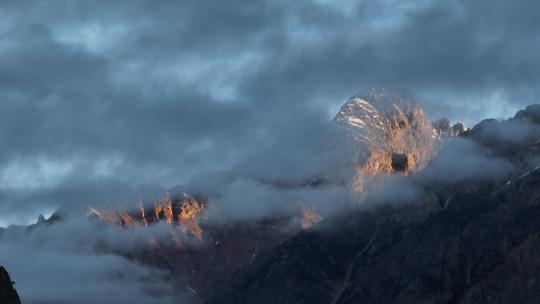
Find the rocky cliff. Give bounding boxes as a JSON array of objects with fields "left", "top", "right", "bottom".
[{"left": 0, "top": 267, "right": 21, "bottom": 304}]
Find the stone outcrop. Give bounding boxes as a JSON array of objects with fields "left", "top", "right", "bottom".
[
  {"left": 0, "top": 267, "right": 21, "bottom": 304},
  {"left": 433, "top": 117, "right": 467, "bottom": 137}
]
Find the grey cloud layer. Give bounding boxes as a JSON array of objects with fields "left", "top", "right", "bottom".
[
  {"left": 1, "top": 0, "right": 540, "bottom": 223},
  {"left": 0, "top": 219, "right": 187, "bottom": 303}
]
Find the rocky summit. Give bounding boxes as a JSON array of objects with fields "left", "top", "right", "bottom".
[
  {"left": 334, "top": 87, "right": 462, "bottom": 196},
  {"left": 335, "top": 87, "right": 437, "bottom": 175}
]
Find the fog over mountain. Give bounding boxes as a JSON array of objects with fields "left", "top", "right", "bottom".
[{"left": 2, "top": 1, "right": 540, "bottom": 303}]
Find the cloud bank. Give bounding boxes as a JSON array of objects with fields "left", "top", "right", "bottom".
[
  {"left": 0, "top": 219, "right": 188, "bottom": 304},
  {"left": 2, "top": 0, "right": 540, "bottom": 224}
]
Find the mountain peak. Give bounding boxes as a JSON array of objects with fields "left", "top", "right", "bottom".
[
  {"left": 331, "top": 88, "right": 475, "bottom": 198},
  {"left": 352, "top": 86, "right": 417, "bottom": 114},
  {"left": 333, "top": 87, "right": 438, "bottom": 193},
  {"left": 334, "top": 86, "right": 421, "bottom": 127}
]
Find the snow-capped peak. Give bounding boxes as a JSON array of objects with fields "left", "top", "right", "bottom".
[{"left": 332, "top": 86, "right": 437, "bottom": 192}]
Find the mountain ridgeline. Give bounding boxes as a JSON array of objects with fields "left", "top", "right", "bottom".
[
  {"left": 206, "top": 103, "right": 540, "bottom": 303},
  {"left": 6, "top": 88, "right": 540, "bottom": 304}
]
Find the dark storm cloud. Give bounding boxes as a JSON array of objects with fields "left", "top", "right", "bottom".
[
  {"left": 1, "top": 0, "right": 540, "bottom": 224},
  {"left": 239, "top": 0, "right": 540, "bottom": 123}
]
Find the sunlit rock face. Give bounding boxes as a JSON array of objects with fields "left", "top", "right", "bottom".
[
  {"left": 87, "top": 193, "right": 207, "bottom": 245},
  {"left": 334, "top": 87, "right": 437, "bottom": 194}
]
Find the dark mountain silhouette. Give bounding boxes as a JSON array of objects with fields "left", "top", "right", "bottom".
[
  {"left": 205, "top": 104, "right": 540, "bottom": 303},
  {"left": 0, "top": 267, "right": 21, "bottom": 304}
]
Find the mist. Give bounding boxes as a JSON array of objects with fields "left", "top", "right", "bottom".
[{"left": 0, "top": 218, "right": 190, "bottom": 304}]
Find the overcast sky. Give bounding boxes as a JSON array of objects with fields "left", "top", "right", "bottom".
[{"left": 1, "top": 0, "right": 540, "bottom": 226}]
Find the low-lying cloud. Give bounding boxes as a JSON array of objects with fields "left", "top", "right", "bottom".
[
  {"left": 417, "top": 137, "right": 515, "bottom": 183},
  {"left": 0, "top": 219, "right": 189, "bottom": 304}
]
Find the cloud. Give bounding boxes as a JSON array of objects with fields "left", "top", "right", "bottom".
[
  {"left": 0, "top": 219, "right": 187, "bottom": 304},
  {"left": 201, "top": 179, "right": 351, "bottom": 220},
  {"left": 2, "top": 0, "right": 540, "bottom": 225},
  {"left": 472, "top": 118, "right": 540, "bottom": 145},
  {"left": 416, "top": 137, "right": 514, "bottom": 183}
]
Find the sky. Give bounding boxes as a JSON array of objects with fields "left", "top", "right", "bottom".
[{"left": 1, "top": 0, "right": 540, "bottom": 226}]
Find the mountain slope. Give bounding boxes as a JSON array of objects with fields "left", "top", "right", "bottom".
[{"left": 205, "top": 104, "right": 540, "bottom": 304}]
